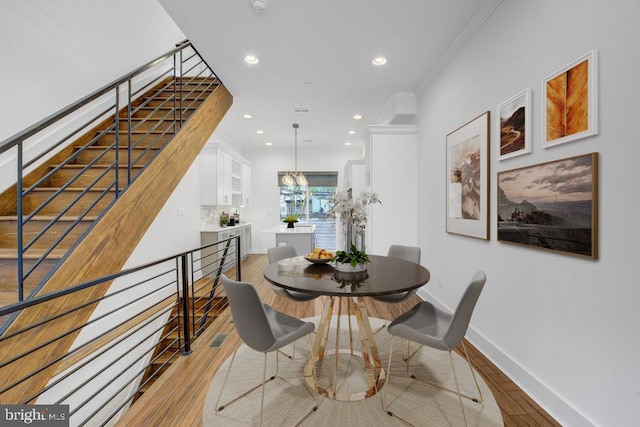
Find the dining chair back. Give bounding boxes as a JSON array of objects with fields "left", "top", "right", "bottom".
[
  {"left": 267, "top": 245, "right": 297, "bottom": 264},
  {"left": 216, "top": 274, "right": 318, "bottom": 425},
  {"left": 387, "top": 244, "right": 421, "bottom": 264},
  {"left": 371, "top": 245, "right": 421, "bottom": 322},
  {"left": 441, "top": 270, "right": 486, "bottom": 350},
  {"left": 383, "top": 270, "right": 486, "bottom": 426},
  {"left": 222, "top": 273, "right": 280, "bottom": 352},
  {"left": 267, "top": 246, "right": 318, "bottom": 303}
]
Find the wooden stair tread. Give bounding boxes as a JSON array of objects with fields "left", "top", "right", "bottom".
[
  {"left": 49, "top": 164, "right": 144, "bottom": 169},
  {"left": 30, "top": 187, "right": 115, "bottom": 192},
  {"left": 103, "top": 129, "right": 173, "bottom": 134},
  {"left": 0, "top": 215, "right": 98, "bottom": 222},
  {"left": 75, "top": 145, "right": 158, "bottom": 150},
  {"left": 0, "top": 247, "right": 66, "bottom": 259}
]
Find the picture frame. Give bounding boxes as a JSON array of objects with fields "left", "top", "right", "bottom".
[
  {"left": 497, "top": 152, "right": 598, "bottom": 259},
  {"left": 496, "top": 88, "right": 531, "bottom": 160},
  {"left": 542, "top": 50, "right": 598, "bottom": 148},
  {"left": 446, "top": 111, "right": 490, "bottom": 240}
]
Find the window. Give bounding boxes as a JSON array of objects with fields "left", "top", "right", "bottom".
[{"left": 279, "top": 172, "right": 338, "bottom": 250}]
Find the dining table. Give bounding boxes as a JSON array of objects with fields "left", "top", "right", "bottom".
[{"left": 263, "top": 254, "right": 430, "bottom": 401}]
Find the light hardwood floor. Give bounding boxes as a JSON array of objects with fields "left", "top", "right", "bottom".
[{"left": 116, "top": 254, "right": 560, "bottom": 426}]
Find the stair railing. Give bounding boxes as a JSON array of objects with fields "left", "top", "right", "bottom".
[
  {"left": 0, "top": 40, "right": 221, "bottom": 302},
  {"left": 0, "top": 235, "right": 241, "bottom": 426}
]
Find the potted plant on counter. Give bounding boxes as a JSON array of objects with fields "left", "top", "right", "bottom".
[
  {"left": 331, "top": 244, "right": 370, "bottom": 272},
  {"left": 283, "top": 214, "right": 299, "bottom": 228}
]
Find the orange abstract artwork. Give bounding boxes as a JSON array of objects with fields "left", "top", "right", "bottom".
[{"left": 546, "top": 59, "right": 589, "bottom": 142}]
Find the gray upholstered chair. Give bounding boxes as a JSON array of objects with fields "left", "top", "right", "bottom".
[
  {"left": 216, "top": 274, "right": 319, "bottom": 426},
  {"left": 382, "top": 271, "right": 486, "bottom": 426},
  {"left": 373, "top": 244, "right": 421, "bottom": 303},
  {"left": 267, "top": 246, "right": 319, "bottom": 302},
  {"left": 371, "top": 245, "right": 421, "bottom": 333}
]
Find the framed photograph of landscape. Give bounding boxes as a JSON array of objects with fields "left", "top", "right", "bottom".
[
  {"left": 446, "top": 111, "right": 490, "bottom": 240},
  {"left": 497, "top": 152, "right": 598, "bottom": 259},
  {"left": 497, "top": 88, "right": 531, "bottom": 160},
  {"left": 542, "top": 50, "right": 598, "bottom": 148}
]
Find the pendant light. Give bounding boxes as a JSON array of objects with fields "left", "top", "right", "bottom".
[{"left": 281, "top": 123, "right": 308, "bottom": 187}]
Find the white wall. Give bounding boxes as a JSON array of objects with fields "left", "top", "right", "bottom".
[
  {"left": 0, "top": 3, "right": 200, "bottom": 422},
  {"left": 417, "top": 1, "right": 640, "bottom": 426},
  {"left": 241, "top": 146, "right": 362, "bottom": 253},
  {"left": 0, "top": 0, "right": 185, "bottom": 142}
]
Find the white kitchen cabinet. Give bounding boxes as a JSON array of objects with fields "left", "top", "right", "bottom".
[
  {"left": 240, "top": 164, "right": 252, "bottom": 206},
  {"left": 199, "top": 147, "right": 232, "bottom": 206},
  {"left": 240, "top": 225, "right": 251, "bottom": 258},
  {"left": 231, "top": 159, "right": 242, "bottom": 196},
  {"left": 200, "top": 224, "right": 251, "bottom": 276},
  {"left": 200, "top": 144, "right": 253, "bottom": 208},
  {"left": 216, "top": 151, "right": 233, "bottom": 205}
]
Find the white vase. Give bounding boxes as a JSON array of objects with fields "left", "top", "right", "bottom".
[{"left": 333, "top": 261, "right": 368, "bottom": 273}]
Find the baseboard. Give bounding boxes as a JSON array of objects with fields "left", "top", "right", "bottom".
[{"left": 416, "top": 288, "right": 594, "bottom": 427}]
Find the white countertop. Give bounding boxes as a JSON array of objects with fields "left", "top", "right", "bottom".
[
  {"left": 201, "top": 222, "right": 252, "bottom": 233},
  {"left": 261, "top": 224, "right": 316, "bottom": 234}
]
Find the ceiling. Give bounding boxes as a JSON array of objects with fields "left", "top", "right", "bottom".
[{"left": 158, "top": 0, "right": 499, "bottom": 151}]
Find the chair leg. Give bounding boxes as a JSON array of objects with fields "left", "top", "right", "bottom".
[
  {"left": 402, "top": 342, "right": 481, "bottom": 404},
  {"left": 382, "top": 336, "right": 414, "bottom": 426},
  {"left": 449, "top": 351, "right": 468, "bottom": 426},
  {"left": 382, "top": 335, "right": 394, "bottom": 414},
  {"left": 260, "top": 352, "right": 268, "bottom": 426},
  {"left": 218, "top": 344, "right": 319, "bottom": 425},
  {"left": 372, "top": 319, "right": 387, "bottom": 335},
  {"left": 383, "top": 340, "right": 482, "bottom": 426},
  {"left": 278, "top": 341, "right": 296, "bottom": 359},
  {"left": 460, "top": 340, "right": 483, "bottom": 404},
  {"left": 215, "top": 348, "right": 277, "bottom": 415}
]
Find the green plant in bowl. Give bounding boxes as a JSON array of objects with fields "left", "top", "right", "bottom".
[
  {"left": 331, "top": 244, "right": 370, "bottom": 267},
  {"left": 284, "top": 215, "right": 298, "bottom": 222}
]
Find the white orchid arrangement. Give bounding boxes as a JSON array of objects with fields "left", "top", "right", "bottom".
[{"left": 326, "top": 188, "right": 381, "bottom": 235}]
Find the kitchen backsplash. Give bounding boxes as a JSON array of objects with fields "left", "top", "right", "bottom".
[{"left": 200, "top": 205, "right": 242, "bottom": 230}]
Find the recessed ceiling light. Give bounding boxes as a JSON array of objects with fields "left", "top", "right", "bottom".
[
  {"left": 243, "top": 114, "right": 252, "bottom": 119},
  {"left": 244, "top": 55, "right": 259, "bottom": 65},
  {"left": 372, "top": 57, "right": 387, "bottom": 66},
  {"left": 344, "top": 142, "right": 352, "bottom": 146},
  {"left": 353, "top": 114, "right": 362, "bottom": 120},
  {"left": 348, "top": 130, "right": 356, "bottom": 135},
  {"left": 256, "top": 129, "right": 264, "bottom": 134},
  {"left": 265, "top": 142, "right": 272, "bottom": 146}
]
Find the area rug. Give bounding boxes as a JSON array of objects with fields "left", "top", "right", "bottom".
[{"left": 203, "top": 316, "right": 503, "bottom": 426}]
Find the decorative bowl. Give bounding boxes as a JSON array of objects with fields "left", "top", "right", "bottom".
[
  {"left": 333, "top": 261, "right": 368, "bottom": 273},
  {"left": 304, "top": 256, "right": 332, "bottom": 264}
]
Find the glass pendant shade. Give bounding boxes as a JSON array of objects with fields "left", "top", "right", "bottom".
[
  {"left": 282, "top": 123, "right": 307, "bottom": 188},
  {"left": 281, "top": 173, "right": 295, "bottom": 187},
  {"left": 296, "top": 172, "right": 308, "bottom": 187}
]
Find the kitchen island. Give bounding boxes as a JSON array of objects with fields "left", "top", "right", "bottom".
[{"left": 261, "top": 224, "right": 316, "bottom": 256}]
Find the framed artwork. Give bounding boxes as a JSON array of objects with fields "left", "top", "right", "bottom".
[
  {"left": 497, "top": 152, "right": 598, "bottom": 259},
  {"left": 542, "top": 50, "right": 598, "bottom": 148},
  {"left": 446, "top": 111, "right": 490, "bottom": 240},
  {"left": 497, "top": 88, "right": 531, "bottom": 160}
]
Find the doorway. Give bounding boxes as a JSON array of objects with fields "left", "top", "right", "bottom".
[{"left": 279, "top": 172, "right": 338, "bottom": 250}]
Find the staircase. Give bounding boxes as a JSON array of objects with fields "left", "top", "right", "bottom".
[
  {"left": 134, "top": 276, "right": 227, "bottom": 402},
  {"left": 0, "top": 76, "right": 218, "bottom": 310}
]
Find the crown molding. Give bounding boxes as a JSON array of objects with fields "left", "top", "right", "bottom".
[{"left": 415, "top": 0, "right": 503, "bottom": 97}]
